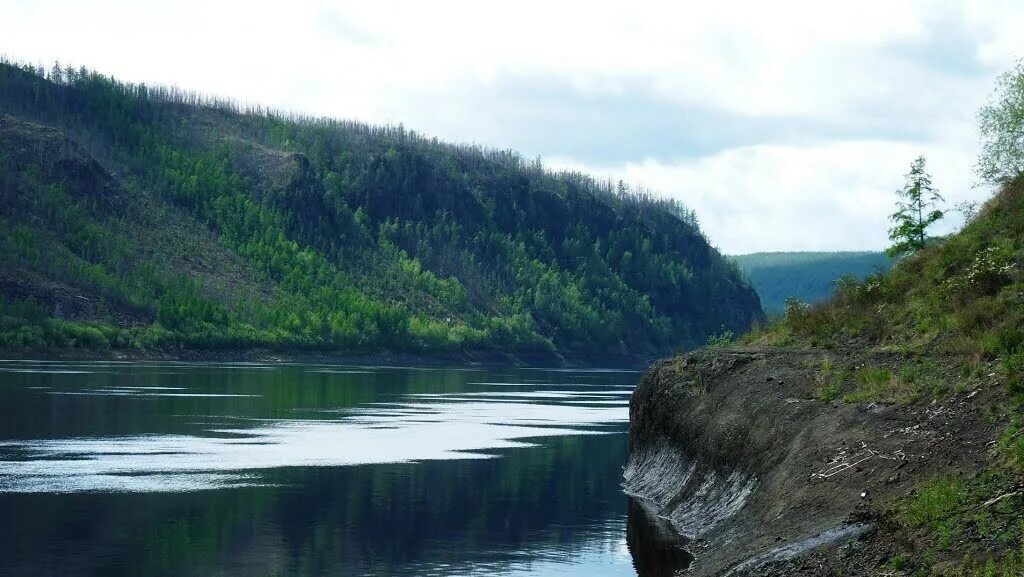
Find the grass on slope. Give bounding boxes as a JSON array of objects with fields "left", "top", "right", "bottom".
[
  {"left": 744, "top": 182, "right": 1024, "bottom": 576},
  {"left": 748, "top": 182, "right": 1024, "bottom": 376}
]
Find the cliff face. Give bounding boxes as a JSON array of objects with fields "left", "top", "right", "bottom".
[{"left": 625, "top": 347, "right": 1000, "bottom": 576}]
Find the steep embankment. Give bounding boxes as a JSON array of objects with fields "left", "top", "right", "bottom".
[
  {"left": 627, "top": 185, "right": 1024, "bottom": 575},
  {"left": 0, "top": 61, "right": 762, "bottom": 361},
  {"left": 627, "top": 347, "right": 1002, "bottom": 575}
]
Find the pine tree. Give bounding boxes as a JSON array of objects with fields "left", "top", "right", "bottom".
[{"left": 887, "top": 156, "right": 944, "bottom": 257}]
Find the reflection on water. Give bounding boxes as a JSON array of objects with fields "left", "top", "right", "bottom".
[
  {"left": 627, "top": 499, "right": 694, "bottom": 577},
  {"left": 0, "top": 398, "right": 625, "bottom": 492},
  {"left": 0, "top": 361, "right": 687, "bottom": 576}
]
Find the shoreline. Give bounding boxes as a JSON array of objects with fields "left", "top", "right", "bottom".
[
  {"left": 0, "top": 346, "right": 656, "bottom": 369},
  {"left": 625, "top": 345, "right": 1004, "bottom": 576}
]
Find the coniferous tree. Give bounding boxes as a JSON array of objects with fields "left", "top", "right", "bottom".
[{"left": 887, "top": 156, "right": 943, "bottom": 257}]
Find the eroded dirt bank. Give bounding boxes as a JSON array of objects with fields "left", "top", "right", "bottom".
[{"left": 625, "top": 346, "right": 1000, "bottom": 576}]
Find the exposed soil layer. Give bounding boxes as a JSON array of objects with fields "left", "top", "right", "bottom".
[{"left": 626, "top": 346, "right": 1003, "bottom": 576}]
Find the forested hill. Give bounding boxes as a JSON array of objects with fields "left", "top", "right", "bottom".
[
  {"left": 0, "top": 61, "right": 762, "bottom": 361},
  {"left": 730, "top": 251, "right": 892, "bottom": 316}
]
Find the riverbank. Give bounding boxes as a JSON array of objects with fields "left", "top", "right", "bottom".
[
  {"left": 0, "top": 345, "right": 655, "bottom": 369},
  {"left": 625, "top": 345, "right": 1011, "bottom": 576},
  {"left": 626, "top": 181, "right": 1024, "bottom": 575}
]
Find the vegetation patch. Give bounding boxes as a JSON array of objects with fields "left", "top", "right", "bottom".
[
  {"left": 811, "top": 359, "right": 955, "bottom": 405},
  {"left": 812, "top": 359, "right": 847, "bottom": 402},
  {"left": 999, "top": 418, "right": 1024, "bottom": 470},
  {"left": 896, "top": 471, "right": 1023, "bottom": 553},
  {"left": 953, "top": 545, "right": 1024, "bottom": 577}
]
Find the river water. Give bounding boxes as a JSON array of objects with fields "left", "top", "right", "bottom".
[{"left": 0, "top": 360, "right": 687, "bottom": 576}]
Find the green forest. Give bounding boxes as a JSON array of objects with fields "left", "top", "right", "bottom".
[
  {"left": 0, "top": 60, "right": 762, "bottom": 361},
  {"left": 730, "top": 251, "right": 892, "bottom": 316}
]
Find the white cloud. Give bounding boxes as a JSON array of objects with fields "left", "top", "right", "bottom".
[
  {"left": 552, "top": 133, "right": 980, "bottom": 253},
  {"left": 0, "top": 0, "right": 1021, "bottom": 252}
]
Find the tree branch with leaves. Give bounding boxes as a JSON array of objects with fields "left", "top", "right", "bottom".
[{"left": 977, "top": 59, "right": 1024, "bottom": 186}]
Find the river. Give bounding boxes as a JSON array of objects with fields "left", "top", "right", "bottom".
[{"left": 0, "top": 359, "right": 688, "bottom": 576}]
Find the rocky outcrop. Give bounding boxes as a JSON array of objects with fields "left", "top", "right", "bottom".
[{"left": 625, "top": 347, "right": 997, "bottom": 576}]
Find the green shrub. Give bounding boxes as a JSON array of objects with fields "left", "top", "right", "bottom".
[
  {"left": 0, "top": 325, "right": 45, "bottom": 348},
  {"left": 57, "top": 322, "right": 111, "bottom": 349},
  {"left": 783, "top": 297, "right": 811, "bottom": 328}
]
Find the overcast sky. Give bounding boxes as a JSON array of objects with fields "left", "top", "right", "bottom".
[{"left": 2, "top": 0, "right": 1022, "bottom": 253}]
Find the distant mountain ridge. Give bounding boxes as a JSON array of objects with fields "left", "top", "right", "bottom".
[
  {"left": 0, "top": 60, "right": 762, "bottom": 360},
  {"left": 729, "top": 251, "right": 892, "bottom": 316}
]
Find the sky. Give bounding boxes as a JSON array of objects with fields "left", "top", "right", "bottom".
[{"left": 2, "top": 0, "right": 1022, "bottom": 253}]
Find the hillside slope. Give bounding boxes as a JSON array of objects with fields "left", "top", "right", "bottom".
[
  {"left": 627, "top": 183, "right": 1024, "bottom": 576},
  {"left": 0, "top": 61, "right": 762, "bottom": 361},
  {"left": 730, "top": 251, "right": 892, "bottom": 316}
]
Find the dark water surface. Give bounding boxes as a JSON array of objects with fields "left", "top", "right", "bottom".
[{"left": 0, "top": 360, "right": 685, "bottom": 576}]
